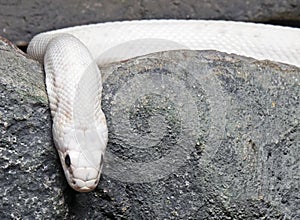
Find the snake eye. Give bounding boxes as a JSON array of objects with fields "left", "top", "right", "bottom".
[{"left": 65, "top": 154, "right": 71, "bottom": 167}]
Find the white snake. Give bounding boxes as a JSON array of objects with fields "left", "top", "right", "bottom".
[{"left": 27, "top": 20, "right": 300, "bottom": 192}]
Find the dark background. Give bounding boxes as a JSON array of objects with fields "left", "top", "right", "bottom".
[{"left": 0, "top": 0, "right": 299, "bottom": 46}]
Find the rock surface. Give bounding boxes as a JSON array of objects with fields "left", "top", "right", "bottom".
[
  {"left": 0, "top": 37, "right": 299, "bottom": 219},
  {"left": 0, "top": 0, "right": 299, "bottom": 45}
]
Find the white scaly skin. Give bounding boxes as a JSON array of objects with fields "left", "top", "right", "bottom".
[
  {"left": 28, "top": 34, "right": 108, "bottom": 192},
  {"left": 27, "top": 20, "right": 300, "bottom": 192}
]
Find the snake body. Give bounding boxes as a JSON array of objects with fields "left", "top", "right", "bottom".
[{"left": 27, "top": 20, "right": 300, "bottom": 192}]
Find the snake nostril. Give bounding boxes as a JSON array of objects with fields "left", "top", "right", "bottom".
[{"left": 65, "top": 154, "right": 71, "bottom": 167}]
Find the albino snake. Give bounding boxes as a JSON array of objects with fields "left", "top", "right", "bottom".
[{"left": 27, "top": 20, "right": 300, "bottom": 192}]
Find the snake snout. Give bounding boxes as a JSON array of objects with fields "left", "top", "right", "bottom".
[{"left": 71, "top": 167, "right": 100, "bottom": 192}]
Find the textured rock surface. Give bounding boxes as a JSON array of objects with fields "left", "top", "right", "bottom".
[
  {"left": 0, "top": 0, "right": 299, "bottom": 45},
  {"left": 0, "top": 37, "right": 67, "bottom": 218},
  {"left": 0, "top": 37, "right": 299, "bottom": 219}
]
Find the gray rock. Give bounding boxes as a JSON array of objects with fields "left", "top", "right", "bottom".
[
  {"left": 0, "top": 37, "right": 299, "bottom": 219},
  {"left": 0, "top": 0, "right": 299, "bottom": 45},
  {"left": 0, "top": 37, "right": 67, "bottom": 218}
]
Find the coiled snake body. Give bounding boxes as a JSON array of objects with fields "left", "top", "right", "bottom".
[{"left": 27, "top": 20, "right": 300, "bottom": 192}]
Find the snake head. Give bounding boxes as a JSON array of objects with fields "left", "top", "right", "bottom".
[
  {"left": 54, "top": 125, "right": 108, "bottom": 192},
  {"left": 58, "top": 149, "right": 104, "bottom": 192}
]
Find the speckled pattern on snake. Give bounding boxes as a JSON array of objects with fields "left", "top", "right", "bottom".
[{"left": 27, "top": 20, "right": 300, "bottom": 192}]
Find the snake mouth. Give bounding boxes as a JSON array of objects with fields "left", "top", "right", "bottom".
[{"left": 75, "top": 186, "right": 94, "bottom": 192}]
